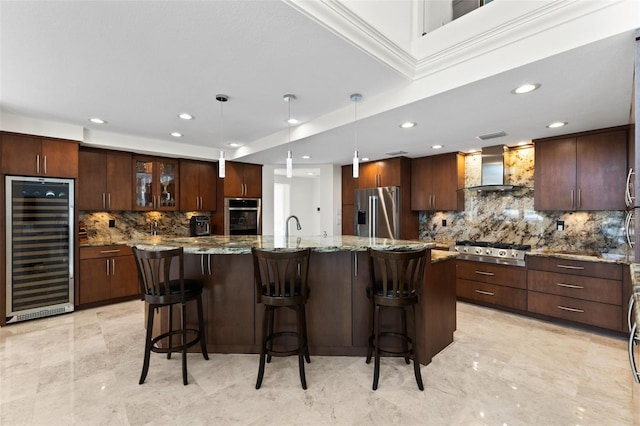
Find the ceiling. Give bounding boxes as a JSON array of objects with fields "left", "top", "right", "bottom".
[{"left": 1, "top": 1, "right": 636, "bottom": 169}]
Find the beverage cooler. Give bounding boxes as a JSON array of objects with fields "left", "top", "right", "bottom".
[{"left": 5, "top": 176, "right": 74, "bottom": 323}]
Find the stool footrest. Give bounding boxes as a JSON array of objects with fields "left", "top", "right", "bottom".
[
  {"left": 369, "top": 331, "right": 414, "bottom": 357},
  {"left": 150, "top": 328, "right": 202, "bottom": 354},
  {"left": 265, "top": 331, "right": 307, "bottom": 357}
]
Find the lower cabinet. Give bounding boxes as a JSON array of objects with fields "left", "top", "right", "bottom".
[
  {"left": 79, "top": 245, "right": 139, "bottom": 305},
  {"left": 456, "top": 260, "right": 527, "bottom": 311},
  {"left": 527, "top": 256, "right": 623, "bottom": 331}
]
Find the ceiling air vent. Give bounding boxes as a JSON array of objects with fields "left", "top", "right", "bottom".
[
  {"left": 477, "top": 131, "right": 507, "bottom": 141},
  {"left": 385, "top": 150, "right": 408, "bottom": 156}
]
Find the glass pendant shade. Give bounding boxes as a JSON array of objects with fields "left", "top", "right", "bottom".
[
  {"left": 218, "top": 151, "right": 225, "bottom": 178},
  {"left": 286, "top": 150, "right": 293, "bottom": 178},
  {"left": 352, "top": 150, "right": 359, "bottom": 178}
]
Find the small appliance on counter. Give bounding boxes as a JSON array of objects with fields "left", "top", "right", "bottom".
[{"left": 190, "top": 215, "right": 211, "bottom": 236}]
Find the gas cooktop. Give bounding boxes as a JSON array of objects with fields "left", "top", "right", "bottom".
[{"left": 451, "top": 240, "right": 531, "bottom": 266}]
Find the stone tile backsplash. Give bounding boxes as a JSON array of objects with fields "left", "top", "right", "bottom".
[{"left": 419, "top": 146, "right": 627, "bottom": 252}]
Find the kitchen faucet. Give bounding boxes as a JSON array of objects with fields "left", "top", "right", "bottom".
[
  {"left": 285, "top": 215, "right": 301, "bottom": 239},
  {"left": 150, "top": 220, "right": 158, "bottom": 236}
]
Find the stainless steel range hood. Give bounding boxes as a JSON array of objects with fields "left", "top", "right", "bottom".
[{"left": 467, "top": 145, "right": 523, "bottom": 192}]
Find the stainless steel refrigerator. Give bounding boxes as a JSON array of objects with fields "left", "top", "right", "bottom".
[
  {"left": 354, "top": 186, "right": 401, "bottom": 239},
  {"left": 5, "top": 176, "right": 74, "bottom": 323}
]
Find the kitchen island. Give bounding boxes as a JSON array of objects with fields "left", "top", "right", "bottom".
[{"left": 129, "top": 235, "right": 457, "bottom": 365}]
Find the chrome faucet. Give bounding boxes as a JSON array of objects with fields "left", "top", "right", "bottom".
[{"left": 285, "top": 215, "right": 301, "bottom": 239}]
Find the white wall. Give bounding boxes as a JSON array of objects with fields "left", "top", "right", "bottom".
[{"left": 261, "top": 164, "right": 342, "bottom": 237}]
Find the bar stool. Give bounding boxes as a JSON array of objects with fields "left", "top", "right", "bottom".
[
  {"left": 365, "top": 247, "right": 428, "bottom": 391},
  {"left": 252, "top": 247, "right": 311, "bottom": 390},
  {"left": 132, "top": 246, "right": 209, "bottom": 385}
]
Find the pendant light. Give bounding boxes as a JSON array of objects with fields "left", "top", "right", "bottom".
[
  {"left": 216, "top": 94, "right": 228, "bottom": 178},
  {"left": 350, "top": 93, "right": 362, "bottom": 178},
  {"left": 283, "top": 94, "right": 296, "bottom": 178}
]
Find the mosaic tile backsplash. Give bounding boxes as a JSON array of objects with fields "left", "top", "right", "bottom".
[{"left": 419, "top": 146, "right": 628, "bottom": 252}]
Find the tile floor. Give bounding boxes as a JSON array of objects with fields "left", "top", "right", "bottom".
[{"left": 1, "top": 300, "right": 638, "bottom": 425}]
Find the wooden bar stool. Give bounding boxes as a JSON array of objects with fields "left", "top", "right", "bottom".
[
  {"left": 132, "top": 246, "right": 209, "bottom": 385},
  {"left": 252, "top": 247, "right": 311, "bottom": 390},
  {"left": 366, "top": 247, "right": 428, "bottom": 391}
]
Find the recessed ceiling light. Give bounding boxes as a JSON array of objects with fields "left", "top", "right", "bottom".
[
  {"left": 546, "top": 121, "right": 567, "bottom": 129},
  {"left": 517, "top": 141, "right": 531, "bottom": 146},
  {"left": 432, "top": 145, "right": 443, "bottom": 149},
  {"left": 307, "top": 172, "right": 314, "bottom": 176},
  {"left": 511, "top": 83, "right": 541, "bottom": 94},
  {"left": 170, "top": 132, "right": 182, "bottom": 137},
  {"left": 178, "top": 113, "right": 194, "bottom": 120},
  {"left": 362, "top": 157, "right": 370, "bottom": 162},
  {"left": 228, "top": 142, "right": 241, "bottom": 147},
  {"left": 301, "top": 155, "right": 311, "bottom": 159},
  {"left": 468, "top": 148, "right": 480, "bottom": 153},
  {"left": 89, "top": 118, "right": 106, "bottom": 124},
  {"left": 287, "top": 118, "right": 299, "bottom": 124},
  {"left": 400, "top": 122, "right": 417, "bottom": 129}
]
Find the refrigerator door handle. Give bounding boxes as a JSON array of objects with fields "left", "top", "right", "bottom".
[{"left": 369, "top": 195, "right": 378, "bottom": 238}]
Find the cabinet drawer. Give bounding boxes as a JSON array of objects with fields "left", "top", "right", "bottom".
[
  {"left": 527, "top": 291, "right": 622, "bottom": 330},
  {"left": 80, "top": 245, "right": 132, "bottom": 259},
  {"left": 527, "top": 270, "right": 621, "bottom": 305},
  {"left": 457, "top": 279, "right": 527, "bottom": 310},
  {"left": 456, "top": 260, "right": 526, "bottom": 289},
  {"left": 527, "top": 256, "right": 622, "bottom": 280}
]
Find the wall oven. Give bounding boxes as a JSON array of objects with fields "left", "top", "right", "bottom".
[{"left": 224, "top": 198, "right": 261, "bottom": 235}]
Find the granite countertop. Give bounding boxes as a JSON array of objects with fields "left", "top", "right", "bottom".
[
  {"left": 122, "top": 235, "right": 437, "bottom": 255},
  {"left": 527, "top": 249, "right": 634, "bottom": 265}
]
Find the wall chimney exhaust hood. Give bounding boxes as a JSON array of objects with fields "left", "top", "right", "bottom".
[{"left": 466, "top": 145, "right": 525, "bottom": 192}]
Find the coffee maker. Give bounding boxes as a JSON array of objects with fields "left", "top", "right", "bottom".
[{"left": 190, "top": 215, "right": 211, "bottom": 236}]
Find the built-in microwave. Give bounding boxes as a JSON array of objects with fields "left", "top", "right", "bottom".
[{"left": 224, "top": 198, "right": 261, "bottom": 235}]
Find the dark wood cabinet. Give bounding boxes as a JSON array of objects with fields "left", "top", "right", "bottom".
[
  {"left": 223, "top": 161, "right": 262, "bottom": 198},
  {"left": 78, "top": 148, "right": 132, "bottom": 211},
  {"left": 179, "top": 159, "right": 217, "bottom": 211},
  {"left": 359, "top": 157, "right": 404, "bottom": 188},
  {"left": 456, "top": 260, "right": 527, "bottom": 311},
  {"left": 1, "top": 132, "right": 78, "bottom": 178},
  {"left": 534, "top": 127, "right": 628, "bottom": 211},
  {"left": 411, "top": 153, "right": 465, "bottom": 211},
  {"left": 79, "top": 245, "right": 138, "bottom": 305},
  {"left": 133, "top": 156, "right": 179, "bottom": 211},
  {"left": 526, "top": 255, "right": 623, "bottom": 331}
]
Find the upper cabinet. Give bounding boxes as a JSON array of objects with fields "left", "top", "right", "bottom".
[
  {"left": 78, "top": 148, "right": 132, "bottom": 211},
  {"left": 411, "top": 153, "right": 465, "bottom": 211},
  {"left": 179, "top": 159, "right": 217, "bottom": 211},
  {"left": 1, "top": 132, "right": 78, "bottom": 178},
  {"left": 358, "top": 158, "right": 404, "bottom": 188},
  {"left": 133, "top": 156, "right": 179, "bottom": 211},
  {"left": 534, "top": 127, "right": 627, "bottom": 211},
  {"left": 223, "top": 161, "right": 262, "bottom": 198}
]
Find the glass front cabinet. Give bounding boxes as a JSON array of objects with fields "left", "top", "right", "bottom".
[{"left": 133, "top": 156, "right": 179, "bottom": 211}]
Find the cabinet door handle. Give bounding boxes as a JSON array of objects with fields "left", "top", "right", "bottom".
[
  {"left": 106, "top": 259, "right": 110, "bottom": 276},
  {"left": 100, "top": 249, "right": 121, "bottom": 254},
  {"left": 475, "top": 289, "right": 494, "bottom": 296},
  {"left": 102, "top": 193, "right": 106, "bottom": 209},
  {"left": 557, "top": 305, "right": 584, "bottom": 313},
  {"left": 432, "top": 194, "right": 436, "bottom": 209},
  {"left": 43, "top": 155, "right": 47, "bottom": 174},
  {"left": 570, "top": 189, "right": 574, "bottom": 209},
  {"left": 111, "top": 258, "right": 116, "bottom": 275},
  {"left": 36, "top": 154, "right": 40, "bottom": 174},
  {"left": 557, "top": 264, "right": 584, "bottom": 270},
  {"left": 208, "top": 254, "right": 212, "bottom": 276},
  {"left": 107, "top": 193, "right": 111, "bottom": 209},
  {"left": 556, "top": 282, "right": 583, "bottom": 289},
  {"left": 577, "top": 188, "right": 581, "bottom": 209},
  {"left": 474, "top": 271, "right": 494, "bottom": 276},
  {"left": 626, "top": 168, "right": 635, "bottom": 207}
]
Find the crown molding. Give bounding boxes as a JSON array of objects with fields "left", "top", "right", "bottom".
[{"left": 284, "top": 0, "right": 417, "bottom": 79}]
